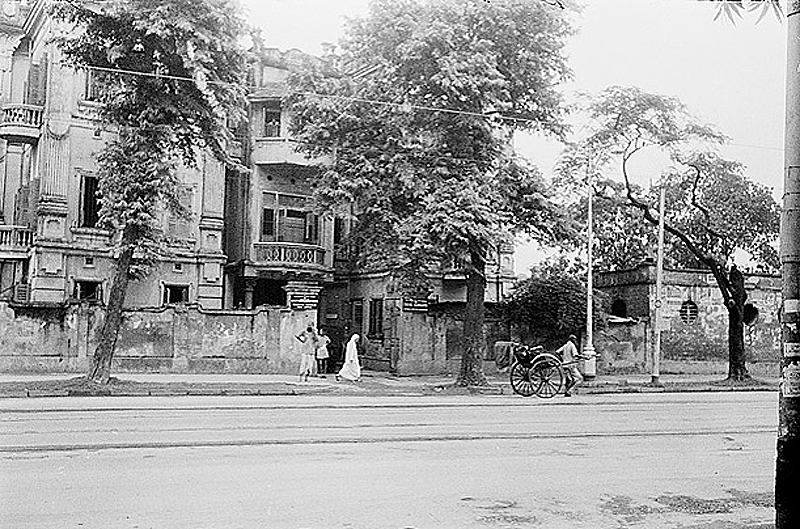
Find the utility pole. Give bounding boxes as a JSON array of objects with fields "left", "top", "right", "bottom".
[
  {"left": 652, "top": 185, "right": 665, "bottom": 385},
  {"left": 778, "top": 2, "right": 800, "bottom": 527},
  {"left": 584, "top": 164, "right": 596, "bottom": 380}
]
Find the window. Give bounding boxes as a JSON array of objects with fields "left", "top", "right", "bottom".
[
  {"left": 167, "top": 186, "right": 194, "bottom": 239},
  {"left": 261, "top": 194, "right": 319, "bottom": 244},
  {"left": 260, "top": 208, "right": 275, "bottom": 241},
  {"left": 743, "top": 303, "right": 759, "bottom": 325},
  {"left": 164, "top": 285, "right": 189, "bottom": 304},
  {"left": 81, "top": 175, "right": 100, "bottom": 228},
  {"left": 84, "top": 69, "right": 111, "bottom": 102},
  {"left": 333, "top": 217, "right": 345, "bottom": 245},
  {"left": 368, "top": 298, "right": 384, "bottom": 337},
  {"left": 611, "top": 299, "right": 627, "bottom": 318},
  {"left": 26, "top": 59, "right": 47, "bottom": 106},
  {"left": 263, "top": 101, "right": 281, "bottom": 137},
  {"left": 352, "top": 299, "right": 364, "bottom": 334},
  {"left": 679, "top": 300, "right": 699, "bottom": 325},
  {"left": 283, "top": 209, "right": 306, "bottom": 242},
  {"left": 304, "top": 213, "right": 319, "bottom": 243},
  {"left": 74, "top": 280, "right": 102, "bottom": 302}
]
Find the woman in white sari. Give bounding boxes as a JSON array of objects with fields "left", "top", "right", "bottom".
[{"left": 336, "top": 334, "right": 361, "bottom": 382}]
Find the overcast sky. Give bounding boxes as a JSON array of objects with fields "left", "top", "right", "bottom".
[{"left": 240, "top": 0, "right": 787, "bottom": 274}]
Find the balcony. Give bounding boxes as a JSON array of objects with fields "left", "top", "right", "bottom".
[
  {"left": 252, "top": 137, "right": 317, "bottom": 166},
  {"left": 252, "top": 242, "right": 328, "bottom": 273},
  {"left": 0, "top": 225, "right": 34, "bottom": 259},
  {"left": 0, "top": 104, "right": 43, "bottom": 143}
]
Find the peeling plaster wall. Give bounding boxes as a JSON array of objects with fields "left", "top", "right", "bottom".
[
  {"left": 0, "top": 301, "right": 310, "bottom": 374},
  {"left": 596, "top": 264, "right": 782, "bottom": 372}
]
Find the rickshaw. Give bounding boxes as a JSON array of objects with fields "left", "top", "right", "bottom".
[{"left": 508, "top": 343, "right": 569, "bottom": 398}]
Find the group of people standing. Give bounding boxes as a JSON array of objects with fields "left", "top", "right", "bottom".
[{"left": 295, "top": 326, "right": 361, "bottom": 383}]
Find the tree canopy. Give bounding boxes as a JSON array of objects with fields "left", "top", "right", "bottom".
[
  {"left": 54, "top": 0, "right": 249, "bottom": 383},
  {"left": 289, "top": 0, "right": 579, "bottom": 385},
  {"left": 559, "top": 85, "right": 780, "bottom": 380}
]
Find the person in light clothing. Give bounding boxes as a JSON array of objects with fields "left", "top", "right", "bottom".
[
  {"left": 556, "top": 334, "right": 585, "bottom": 397},
  {"left": 336, "top": 334, "right": 361, "bottom": 382},
  {"left": 295, "top": 326, "right": 317, "bottom": 382},
  {"left": 316, "top": 328, "right": 331, "bottom": 376}
]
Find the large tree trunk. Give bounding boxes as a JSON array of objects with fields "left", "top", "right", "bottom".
[
  {"left": 726, "top": 265, "right": 750, "bottom": 381},
  {"left": 456, "top": 251, "right": 489, "bottom": 387},
  {"left": 87, "top": 240, "right": 135, "bottom": 384},
  {"left": 727, "top": 305, "right": 749, "bottom": 380}
]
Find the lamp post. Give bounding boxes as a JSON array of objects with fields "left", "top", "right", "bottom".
[
  {"left": 652, "top": 185, "right": 666, "bottom": 385},
  {"left": 584, "top": 164, "right": 596, "bottom": 380}
]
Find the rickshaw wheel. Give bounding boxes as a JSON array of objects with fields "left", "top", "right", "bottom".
[
  {"left": 530, "top": 357, "right": 564, "bottom": 399},
  {"left": 510, "top": 362, "right": 536, "bottom": 397}
]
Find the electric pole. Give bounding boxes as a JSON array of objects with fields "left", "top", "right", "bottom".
[{"left": 778, "top": 2, "right": 800, "bottom": 527}]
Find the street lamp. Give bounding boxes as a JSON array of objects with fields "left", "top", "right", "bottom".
[{"left": 584, "top": 163, "right": 597, "bottom": 380}]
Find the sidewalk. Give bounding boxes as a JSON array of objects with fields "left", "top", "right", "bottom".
[{"left": 0, "top": 370, "right": 780, "bottom": 398}]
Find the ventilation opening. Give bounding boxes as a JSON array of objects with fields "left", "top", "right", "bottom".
[
  {"left": 679, "top": 300, "right": 699, "bottom": 325},
  {"left": 611, "top": 299, "right": 628, "bottom": 318},
  {"left": 743, "top": 303, "right": 759, "bottom": 325}
]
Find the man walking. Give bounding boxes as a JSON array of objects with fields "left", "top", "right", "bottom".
[{"left": 556, "top": 334, "right": 584, "bottom": 397}]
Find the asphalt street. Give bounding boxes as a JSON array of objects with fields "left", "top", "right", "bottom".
[{"left": 0, "top": 392, "right": 778, "bottom": 529}]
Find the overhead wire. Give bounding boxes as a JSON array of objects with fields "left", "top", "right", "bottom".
[{"left": 66, "top": 63, "right": 786, "bottom": 155}]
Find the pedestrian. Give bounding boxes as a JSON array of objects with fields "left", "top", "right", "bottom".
[
  {"left": 336, "top": 333, "right": 361, "bottom": 382},
  {"left": 556, "top": 334, "right": 584, "bottom": 397},
  {"left": 316, "top": 328, "right": 331, "bottom": 377},
  {"left": 295, "top": 325, "right": 318, "bottom": 382}
]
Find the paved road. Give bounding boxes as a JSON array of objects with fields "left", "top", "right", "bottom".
[{"left": 0, "top": 392, "right": 777, "bottom": 528}]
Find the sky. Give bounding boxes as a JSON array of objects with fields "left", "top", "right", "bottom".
[{"left": 240, "top": 0, "right": 787, "bottom": 275}]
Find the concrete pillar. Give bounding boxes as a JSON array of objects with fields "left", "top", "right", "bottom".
[{"left": 778, "top": 3, "right": 800, "bottom": 527}]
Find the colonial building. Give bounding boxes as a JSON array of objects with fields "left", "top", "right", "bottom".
[
  {"left": 0, "top": 0, "right": 226, "bottom": 309},
  {"left": 593, "top": 260, "right": 781, "bottom": 373},
  {"left": 226, "top": 47, "right": 517, "bottom": 373},
  {"left": 0, "top": 3, "right": 517, "bottom": 375}
]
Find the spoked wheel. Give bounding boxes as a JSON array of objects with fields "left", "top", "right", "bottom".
[
  {"left": 510, "top": 362, "right": 536, "bottom": 397},
  {"left": 530, "top": 357, "right": 564, "bottom": 398}
]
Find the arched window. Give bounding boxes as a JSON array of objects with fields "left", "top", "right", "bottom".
[
  {"left": 679, "top": 300, "right": 699, "bottom": 325},
  {"left": 611, "top": 299, "right": 627, "bottom": 318},
  {"left": 743, "top": 303, "right": 759, "bottom": 326}
]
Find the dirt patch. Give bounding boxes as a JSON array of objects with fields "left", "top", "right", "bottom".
[{"left": 600, "top": 495, "right": 663, "bottom": 524}]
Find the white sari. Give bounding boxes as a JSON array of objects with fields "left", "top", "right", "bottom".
[{"left": 338, "top": 334, "right": 361, "bottom": 381}]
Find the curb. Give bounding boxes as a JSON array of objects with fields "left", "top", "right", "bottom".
[{"left": 0, "top": 378, "right": 779, "bottom": 399}]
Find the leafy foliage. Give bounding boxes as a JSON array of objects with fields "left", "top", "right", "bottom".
[
  {"left": 54, "top": 0, "right": 248, "bottom": 259},
  {"left": 710, "top": 0, "right": 783, "bottom": 24},
  {"left": 560, "top": 85, "right": 780, "bottom": 380},
  {"left": 289, "top": 0, "right": 579, "bottom": 385},
  {"left": 501, "top": 257, "right": 606, "bottom": 349},
  {"left": 52, "top": 0, "right": 249, "bottom": 382},
  {"left": 290, "top": 0, "right": 578, "bottom": 279}
]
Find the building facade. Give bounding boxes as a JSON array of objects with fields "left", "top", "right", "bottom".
[
  {"left": 0, "top": 0, "right": 226, "bottom": 310},
  {"left": 0, "top": 4, "right": 517, "bottom": 375},
  {"left": 593, "top": 260, "right": 781, "bottom": 373}
]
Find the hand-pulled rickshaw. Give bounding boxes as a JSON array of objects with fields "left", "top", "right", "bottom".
[{"left": 507, "top": 343, "right": 576, "bottom": 398}]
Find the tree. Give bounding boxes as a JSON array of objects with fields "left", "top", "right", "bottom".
[
  {"left": 288, "top": 0, "right": 578, "bottom": 386},
  {"left": 53, "top": 0, "right": 248, "bottom": 384},
  {"left": 501, "top": 257, "right": 606, "bottom": 349},
  {"left": 559, "top": 86, "right": 780, "bottom": 381}
]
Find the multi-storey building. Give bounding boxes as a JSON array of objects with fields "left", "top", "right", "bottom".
[
  {"left": 0, "top": 2, "right": 517, "bottom": 374},
  {"left": 0, "top": 0, "right": 226, "bottom": 309}
]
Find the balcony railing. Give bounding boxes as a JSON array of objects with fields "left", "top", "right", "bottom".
[
  {"left": 0, "top": 225, "right": 35, "bottom": 250},
  {"left": 0, "top": 104, "right": 43, "bottom": 143},
  {"left": 253, "top": 242, "right": 326, "bottom": 269}
]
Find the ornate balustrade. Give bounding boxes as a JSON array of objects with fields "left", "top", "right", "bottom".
[
  {"left": 0, "top": 104, "right": 43, "bottom": 142},
  {"left": 253, "top": 242, "right": 326, "bottom": 270},
  {"left": 0, "top": 225, "right": 34, "bottom": 250}
]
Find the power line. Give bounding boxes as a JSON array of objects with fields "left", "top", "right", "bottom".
[
  {"left": 61, "top": 63, "right": 786, "bottom": 156},
  {"left": 64, "top": 62, "right": 545, "bottom": 127}
]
